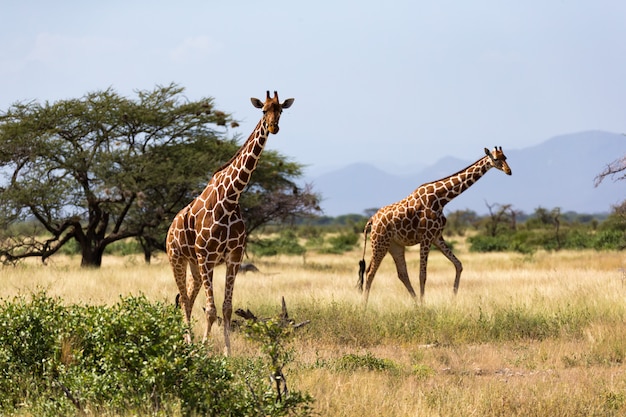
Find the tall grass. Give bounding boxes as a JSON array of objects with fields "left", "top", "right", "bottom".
[{"left": 2, "top": 244, "right": 626, "bottom": 416}]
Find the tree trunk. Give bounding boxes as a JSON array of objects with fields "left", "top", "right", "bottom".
[
  {"left": 138, "top": 236, "right": 152, "bottom": 264},
  {"left": 80, "top": 244, "right": 104, "bottom": 268}
]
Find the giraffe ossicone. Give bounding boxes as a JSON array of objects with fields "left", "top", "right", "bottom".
[
  {"left": 166, "top": 91, "right": 294, "bottom": 355},
  {"left": 358, "top": 146, "right": 512, "bottom": 304}
]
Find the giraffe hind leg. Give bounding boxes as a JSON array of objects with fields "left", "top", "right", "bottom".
[
  {"left": 170, "top": 256, "right": 193, "bottom": 342},
  {"left": 187, "top": 262, "right": 203, "bottom": 312},
  {"left": 363, "top": 246, "right": 387, "bottom": 305}
]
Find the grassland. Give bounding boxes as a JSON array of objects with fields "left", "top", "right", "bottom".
[{"left": 2, "top": 240, "right": 626, "bottom": 416}]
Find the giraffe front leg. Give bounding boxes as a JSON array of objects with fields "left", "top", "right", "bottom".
[
  {"left": 201, "top": 268, "right": 218, "bottom": 344},
  {"left": 389, "top": 242, "right": 417, "bottom": 300},
  {"left": 419, "top": 243, "right": 431, "bottom": 301},
  {"left": 221, "top": 261, "right": 240, "bottom": 356},
  {"left": 433, "top": 236, "right": 463, "bottom": 295}
]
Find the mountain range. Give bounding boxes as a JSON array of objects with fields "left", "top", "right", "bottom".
[{"left": 305, "top": 131, "right": 626, "bottom": 217}]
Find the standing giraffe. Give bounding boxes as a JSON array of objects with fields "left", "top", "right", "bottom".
[
  {"left": 166, "top": 91, "right": 294, "bottom": 354},
  {"left": 358, "top": 146, "right": 512, "bottom": 304}
]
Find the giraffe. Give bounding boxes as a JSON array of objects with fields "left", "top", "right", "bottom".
[
  {"left": 358, "top": 146, "right": 512, "bottom": 304},
  {"left": 166, "top": 91, "right": 294, "bottom": 355}
]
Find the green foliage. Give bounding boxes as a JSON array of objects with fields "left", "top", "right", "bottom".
[
  {"left": 239, "top": 308, "right": 315, "bottom": 416},
  {"left": 467, "top": 235, "right": 510, "bottom": 252},
  {"left": 591, "top": 230, "right": 626, "bottom": 250},
  {"left": 468, "top": 206, "right": 625, "bottom": 253},
  {"left": 243, "top": 318, "right": 295, "bottom": 372},
  {"left": 562, "top": 229, "right": 593, "bottom": 250},
  {"left": 412, "top": 363, "right": 436, "bottom": 380},
  {"left": 248, "top": 230, "right": 306, "bottom": 257},
  {"left": 333, "top": 352, "right": 400, "bottom": 373},
  {"left": 444, "top": 209, "right": 481, "bottom": 236},
  {"left": 304, "top": 213, "right": 368, "bottom": 229},
  {"left": 104, "top": 238, "right": 143, "bottom": 256},
  {"left": 0, "top": 292, "right": 314, "bottom": 416},
  {"left": 319, "top": 231, "right": 359, "bottom": 254}
]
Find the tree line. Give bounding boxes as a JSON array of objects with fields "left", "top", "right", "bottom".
[{"left": 2, "top": 84, "right": 625, "bottom": 267}]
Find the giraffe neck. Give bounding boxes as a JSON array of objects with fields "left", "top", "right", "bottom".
[
  {"left": 210, "top": 119, "right": 270, "bottom": 200},
  {"left": 419, "top": 156, "right": 492, "bottom": 209}
]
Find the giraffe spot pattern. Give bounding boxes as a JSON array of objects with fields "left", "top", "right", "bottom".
[{"left": 165, "top": 91, "right": 294, "bottom": 355}]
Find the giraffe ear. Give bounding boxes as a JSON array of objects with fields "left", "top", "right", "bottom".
[
  {"left": 484, "top": 148, "right": 491, "bottom": 156},
  {"left": 281, "top": 98, "right": 295, "bottom": 109},
  {"left": 251, "top": 98, "right": 264, "bottom": 109}
]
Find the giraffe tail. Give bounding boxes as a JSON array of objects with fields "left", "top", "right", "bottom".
[
  {"left": 358, "top": 259, "right": 366, "bottom": 292},
  {"left": 357, "top": 220, "right": 372, "bottom": 292}
]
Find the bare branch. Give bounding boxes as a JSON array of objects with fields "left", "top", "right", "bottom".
[{"left": 595, "top": 155, "right": 626, "bottom": 187}]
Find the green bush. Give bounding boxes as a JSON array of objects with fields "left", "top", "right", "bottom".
[
  {"left": 468, "top": 227, "right": 626, "bottom": 253},
  {"left": 563, "top": 229, "right": 593, "bottom": 250},
  {"left": 592, "top": 230, "right": 626, "bottom": 250},
  {"left": 0, "top": 292, "right": 314, "bottom": 417},
  {"left": 105, "top": 239, "right": 143, "bottom": 256},
  {"left": 58, "top": 238, "right": 80, "bottom": 255},
  {"left": 248, "top": 230, "right": 306, "bottom": 257},
  {"left": 333, "top": 352, "right": 400, "bottom": 373},
  {"left": 319, "top": 232, "right": 359, "bottom": 254},
  {"left": 468, "top": 235, "right": 509, "bottom": 252}
]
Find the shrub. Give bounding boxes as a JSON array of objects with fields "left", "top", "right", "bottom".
[
  {"left": 592, "top": 230, "right": 626, "bottom": 250},
  {"left": 239, "top": 310, "right": 315, "bottom": 416},
  {"left": 563, "top": 229, "right": 593, "bottom": 250},
  {"left": 0, "top": 292, "right": 314, "bottom": 417},
  {"left": 333, "top": 352, "right": 400, "bottom": 373},
  {"left": 319, "top": 231, "right": 359, "bottom": 254},
  {"left": 248, "top": 230, "right": 306, "bottom": 256},
  {"left": 468, "top": 235, "right": 509, "bottom": 252}
]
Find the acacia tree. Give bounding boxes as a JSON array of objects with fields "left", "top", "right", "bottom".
[
  {"left": 595, "top": 154, "right": 626, "bottom": 187},
  {"left": 0, "top": 84, "right": 320, "bottom": 267},
  {"left": 595, "top": 151, "right": 626, "bottom": 236},
  {"left": 483, "top": 202, "right": 517, "bottom": 237}
]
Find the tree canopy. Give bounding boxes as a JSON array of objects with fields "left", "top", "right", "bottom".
[{"left": 0, "top": 84, "right": 320, "bottom": 267}]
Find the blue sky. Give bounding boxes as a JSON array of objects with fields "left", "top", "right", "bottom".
[{"left": 2, "top": 1, "right": 625, "bottom": 176}]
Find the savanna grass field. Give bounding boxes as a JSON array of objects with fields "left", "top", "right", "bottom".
[{"left": 3, "top": 237, "right": 626, "bottom": 416}]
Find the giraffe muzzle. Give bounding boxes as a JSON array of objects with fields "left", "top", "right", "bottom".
[{"left": 269, "top": 124, "right": 280, "bottom": 134}]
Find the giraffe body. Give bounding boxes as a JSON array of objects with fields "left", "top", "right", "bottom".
[
  {"left": 166, "top": 91, "right": 294, "bottom": 354},
  {"left": 358, "top": 147, "right": 512, "bottom": 304}
]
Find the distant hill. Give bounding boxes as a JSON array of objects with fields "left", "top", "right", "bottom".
[{"left": 306, "top": 131, "right": 626, "bottom": 216}]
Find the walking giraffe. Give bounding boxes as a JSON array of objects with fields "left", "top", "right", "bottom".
[
  {"left": 166, "top": 91, "right": 294, "bottom": 355},
  {"left": 358, "top": 147, "right": 512, "bottom": 304}
]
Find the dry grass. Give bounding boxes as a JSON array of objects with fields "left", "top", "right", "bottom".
[{"left": 2, "top": 242, "right": 626, "bottom": 416}]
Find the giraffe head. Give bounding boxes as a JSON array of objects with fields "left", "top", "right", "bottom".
[
  {"left": 250, "top": 91, "right": 294, "bottom": 134},
  {"left": 484, "top": 146, "right": 512, "bottom": 175}
]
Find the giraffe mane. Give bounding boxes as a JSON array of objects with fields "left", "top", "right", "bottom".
[
  {"left": 211, "top": 118, "right": 265, "bottom": 176},
  {"left": 423, "top": 153, "right": 490, "bottom": 186}
]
